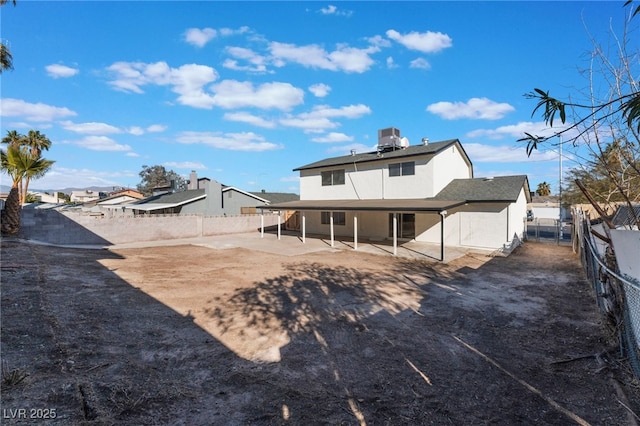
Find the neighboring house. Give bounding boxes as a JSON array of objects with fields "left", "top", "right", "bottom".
[
  {"left": 251, "top": 190, "right": 300, "bottom": 229},
  {"left": 266, "top": 127, "right": 531, "bottom": 255},
  {"left": 29, "top": 191, "right": 63, "bottom": 204},
  {"left": 126, "top": 172, "right": 288, "bottom": 216},
  {"left": 82, "top": 189, "right": 145, "bottom": 207},
  {"left": 70, "top": 190, "right": 101, "bottom": 203},
  {"left": 528, "top": 195, "right": 565, "bottom": 221}
]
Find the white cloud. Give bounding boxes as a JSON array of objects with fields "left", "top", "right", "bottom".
[
  {"left": 269, "top": 41, "right": 379, "bottom": 73},
  {"left": 106, "top": 61, "right": 218, "bottom": 109},
  {"left": 386, "top": 29, "right": 453, "bottom": 53},
  {"left": 367, "top": 35, "right": 392, "bottom": 48},
  {"left": 386, "top": 57, "right": 398, "bottom": 69},
  {"left": 210, "top": 80, "right": 304, "bottom": 110},
  {"left": 176, "top": 131, "right": 283, "bottom": 152},
  {"left": 0, "top": 98, "right": 76, "bottom": 122},
  {"left": 65, "top": 135, "right": 132, "bottom": 152},
  {"left": 28, "top": 166, "right": 138, "bottom": 190},
  {"left": 223, "top": 111, "right": 276, "bottom": 128},
  {"left": 410, "top": 58, "right": 431, "bottom": 70},
  {"left": 463, "top": 143, "right": 559, "bottom": 163},
  {"left": 466, "top": 121, "right": 565, "bottom": 140},
  {"left": 224, "top": 47, "right": 269, "bottom": 73},
  {"left": 60, "top": 120, "right": 121, "bottom": 135},
  {"left": 280, "top": 175, "right": 300, "bottom": 182},
  {"left": 318, "top": 5, "right": 353, "bottom": 17},
  {"left": 427, "top": 97, "right": 515, "bottom": 120},
  {"left": 60, "top": 121, "right": 166, "bottom": 136},
  {"left": 184, "top": 26, "right": 249, "bottom": 47},
  {"left": 163, "top": 161, "right": 207, "bottom": 170},
  {"left": 146, "top": 124, "right": 167, "bottom": 133},
  {"left": 311, "top": 132, "right": 354, "bottom": 143},
  {"left": 184, "top": 28, "right": 217, "bottom": 47},
  {"left": 127, "top": 126, "right": 144, "bottom": 136},
  {"left": 45, "top": 64, "right": 79, "bottom": 78},
  {"left": 309, "top": 83, "right": 331, "bottom": 97},
  {"left": 280, "top": 104, "right": 371, "bottom": 133}
]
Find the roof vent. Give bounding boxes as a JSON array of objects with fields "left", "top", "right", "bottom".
[
  {"left": 421, "top": 137, "right": 429, "bottom": 145},
  {"left": 350, "top": 149, "right": 356, "bottom": 156}
]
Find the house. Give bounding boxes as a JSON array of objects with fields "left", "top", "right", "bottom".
[
  {"left": 29, "top": 191, "right": 63, "bottom": 204},
  {"left": 70, "top": 190, "right": 101, "bottom": 203},
  {"left": 250, "top": 190, "right": 300, "bottom": 229},
  {"left": 126, "top": 172, "right": 297, "bottom": 216},
  {"left": 265, "top": 127, "right": 531, "bottom": 257}
]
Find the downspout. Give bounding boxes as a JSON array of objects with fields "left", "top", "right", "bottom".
[
  {"left": 506, "top": 205, "right": 510, "bottom": 243},
  {"left": 349, "top": 161, "right": 361, "bottom": 200}
]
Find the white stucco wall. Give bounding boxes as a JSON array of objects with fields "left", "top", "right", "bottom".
[
  {"left": 432, "top": 144, "right": 473, "bottom": 193},
  {"left": 299, "top": 146, "right": 471, "bottom": 201}
]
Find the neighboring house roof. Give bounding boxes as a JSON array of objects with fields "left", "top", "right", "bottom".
[
  {"left": 222, "top": 186, "right": 270, "bottom": 203},
  {"left": 434, "top": 175, "right": 531, "bottom": 203},
  {"left": 250, "top": 192, "right": 300, "bottom": 204},
  {"left": 611, "top": 204, "right": 640, "bottom": 228},
  {"left": 265, "top": 176, "right": 529, "bottom": 213},
  {"left": 293, "top": 139, "right": 472, "bottom": 171},
  {"left": 126, "top": 189, "right": 206, "bottom": 211}
]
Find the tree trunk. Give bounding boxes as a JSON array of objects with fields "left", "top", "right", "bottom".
[{"left": 1, "top": 186, "right": 21, "bottom": 235}]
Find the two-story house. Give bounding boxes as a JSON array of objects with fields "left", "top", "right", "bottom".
[
  {"left": 265, "top": 128, "right": 531, "bottom": 257},
  {"left": 127, "top": 171, "right": 299, "bottom": 217}
]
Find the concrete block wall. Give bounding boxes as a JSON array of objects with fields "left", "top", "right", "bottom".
[{"left": 18, "top": 209, "right": 280, "bottom": 246}]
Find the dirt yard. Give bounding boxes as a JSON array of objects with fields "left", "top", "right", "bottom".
[{"left": 1, "top": 237, "right": 639, "bottom": 425}]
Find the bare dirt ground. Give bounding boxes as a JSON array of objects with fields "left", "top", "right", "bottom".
[{"left": 1, "top": 237, "right": 639, "bottom": 425}]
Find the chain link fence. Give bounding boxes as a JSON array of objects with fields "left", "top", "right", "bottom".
[{"left": 575, "top": 209, "right": 640, "bottom": 378}]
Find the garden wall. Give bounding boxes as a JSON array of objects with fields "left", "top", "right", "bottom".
[{"left": 18, "top": 209, "right": 281, "bottom": 246}]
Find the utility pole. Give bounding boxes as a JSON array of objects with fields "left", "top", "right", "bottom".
[{"left": 559, "top": 135, "right": 563, "bottom": 241}]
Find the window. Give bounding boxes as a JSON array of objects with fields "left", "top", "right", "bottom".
[
  {"left": 321, "top": 169, "right": 345, "bottom": 186},
  {"left": 321, "top": 211, "right": 346, "bottom": 226},
  {"left": 389, "top": 161, "right": 415, "bottom": 177}
]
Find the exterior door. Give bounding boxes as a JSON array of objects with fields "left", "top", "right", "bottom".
[{"left": 388, "top": 213, "right": 415, "bottom": 239}]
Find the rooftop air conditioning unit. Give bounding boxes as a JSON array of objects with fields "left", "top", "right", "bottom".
[{"left": 378, "top": 127, "right": 401, "bottom": 150}]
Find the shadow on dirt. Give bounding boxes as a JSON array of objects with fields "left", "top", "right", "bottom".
[{"left": 1, "top": 237, "right": 638, "bottom": 425}]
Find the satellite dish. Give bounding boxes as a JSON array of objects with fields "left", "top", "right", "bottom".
[{"left": 400, "top": 137, "right": 410, "bottom": 148}]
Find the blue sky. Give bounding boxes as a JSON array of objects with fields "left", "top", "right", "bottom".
[{"left": 0, "top": 1, "right": 633, "bottom": 194}]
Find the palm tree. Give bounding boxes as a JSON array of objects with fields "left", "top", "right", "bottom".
[
  {"left": 1, "top": 146, "right": 25, "bottom": 234},
  {"left": 23, "top": 130, "right": 52, "bottom": 157},
  {"left": 1, "top": 145, "right": 55, "bottom": 234},
  {"left": 2, "top": 130, "right": 22, "bottom": 147},
  {"left": 536, "top": 181, "right": 552, "bottom": 197},
  {"left": 2, "top": 130, "right": 53, "bottom": 204}
]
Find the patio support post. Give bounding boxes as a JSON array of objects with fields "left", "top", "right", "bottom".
[
  {"left": 353, "top": 214, "right": 358, "bottom": 250},
  {"left": 440, "top": 210, "right": 447, "bottom": 261},
  {"left": 260, "top": 214, "right": 264, "bottom": 238},
  {"left": 330, "top": 212, "right": 335, "bottom": 247},
  {"left": 302, "top": 211, "right": 306, "bottom": 244},
  {"left": 393, "top": 213, "right": 398, "bottom": 256},
  {"left": 277, "top": 212, "right": 281, "bottom": 240}
]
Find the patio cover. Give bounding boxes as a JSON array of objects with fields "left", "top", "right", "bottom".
[{"left": 259, "top": 198, "right": 466, "bottom": 261}]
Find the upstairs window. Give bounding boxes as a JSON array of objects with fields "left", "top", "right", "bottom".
[
  {"left": 321, "top": 169, "right": 345, "bottom": 186},
  {"left": 389, "top": 161, "right": 415, "bottom": 177}
]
